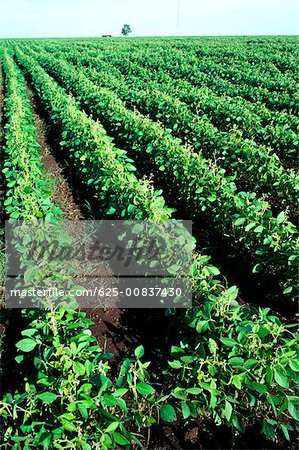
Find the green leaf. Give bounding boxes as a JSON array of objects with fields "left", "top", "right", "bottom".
[
  {"left": 226, "top": 285, "right": 238, "bottom": 301},
  {"left": 283, "top": 286, "right": 293, "bottom": 294},
  {"left": 113, "top": 388, "right": 128, "bottom": 397},
  {"left": 134, "top": 345, "right": 144, "bottom": 359},
  {"left": 232, "top": 415, "right": 244, "bottom": 433},
  {"left": 261, "top": 419, "right": 275, "bottom": 440},
  {"left": 181, "top": 401, "right": 191, "bottom": 419},
  {"left": 245, "top": 222, "right": 256, "bottom": 232},
  {"left": 61, "top": 420, "right": 77, "bottom": 432},
  {"left": 207, "top": 195, "right": 216, "bottom": 202},
  {"left": 107, "top": 207, "right": 116, "bottom": 215},
  {"left": 168, "top": 360, "right": 182, "bottom": 369},
  {"left": 277, "top": 211, "right": 285, "bottom": 224},
  {"left": 225, "top": 400, "right": 233, "bottom": 422},
  {"left": 252, "top": 263, "right": 261, "bottom": 273},
  {"left": 136, "top": 382, "right": 155, "bottom": 396},
  {"left": 113, "top": 432, "right": 130, "bottom": 446},
  {"left": 231, "top": 375, "right": 243, "bottom": 390},
  {"left": 207, "top": 266, "right": 220, "bottom": 276},
  {"left": 81, "top": 443, "right": 92, "bottom": 450},
  {"left": 228, "top": 357, "right": 244, "bottom": 367},
  {"left": 196, "top": 320, "right": 208, "bottom": 333},
  {"left": 254, "top": 225, "right": 263, "bottom": 233},
  {"left": 220, "top": 338, "right": 237, "bottom": 347},
  {"left": 167, "top": 263, "right": 181, "bottom": 275},
  {"left": 132, "top": 223, "right": 143, "bottom": 234},
  {"left": 288, "top": 402, "right": 299, "bottom": 421},
  {"left": 78, "top": 403, "right": 88, "bottom": 419},
  {"left": 280, "top": 424, "right": 290, "bottom": 441},
  {"left": 106, "top": 422, "right": 119, "bottom": 433},
  {"left": 274, "top": 370, "right": 289, "bottom": 389},
  {"left": 21, "top": 328, "right": 37, "bottom": 337},
  {"left": 289, "top": 360, "right": 299, "bottom": 372},
  {"left": 186, "top": 387, "right": 201, "bottom": 395},
  {"left": 234, "top": 217, "right": 245, "bottom": 226},
  {"left": 16, "top": 338, "right": 37, "bottom": 353},
  {"left": 73, "top": 361, "right": 86, "bottom": 376},
  {"left": 37, "top": 392, "right": 58, "bottom": 403},
  {"left": 160, "top": 404, "right": 177, "bottom": 422}
]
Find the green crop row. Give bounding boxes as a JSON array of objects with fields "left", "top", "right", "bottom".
[
  {"left": 0, "top": 61, "right": 6, "bottom": 386},
  {"left": 51, "top": 44, "right": 298, "bottom": 166},
  {"left": 120, "top": 46, "right": 299, "bottom": 114},
  {"left": 0, "top": 40, "right": 298, "bottom": 447},
  {"left": 0, "top": 52, "right": 171, "bottom": 449},
  {"left": 77, "top": 50, "right": 298, "bottom": 165},
  {"left": 61, "top": 40, "right": 298, "bottom": 114},
  {"left": 192, "top": 55, "right": 298, "bottom": 109},
  {"left": 44, "top": 49, "right": 298, "bottom": 215},
  {"left": 24, "top": 48, "right": 299, "bottom": 296},
  {"left": 9, "top": 45, "right": 299, "bottom": 444},
  {"left": 37, "top": 36, "right": 298, "bottom": 76},
  {"left": 2, "top": 50, "right": 60, "bottom": 220}
]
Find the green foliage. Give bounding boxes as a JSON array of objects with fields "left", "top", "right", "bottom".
[
  {"left": 0, "top": 310, "right": 161, "bottom": 448},
  {"left": 0, "top": 37, "right": 298, "bottom": 447},
  {"left": 121, "top": 24, "right": 132, "bottom": 37},
  {"left": 168, "top": 293, "right": 299, "bottom": 440},
  {"left": 28, "top": 48, "right": 298, "bottom": 295},
  {"left": 61, "top": 52, "right": 298, "bottom": 215},
  {"left": 2, "top": 51, "right": 61, "bottom": 220}
]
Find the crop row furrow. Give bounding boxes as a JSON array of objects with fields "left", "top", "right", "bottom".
[{"left": 21, "top": 48, "right": 299, "bottom": 296}]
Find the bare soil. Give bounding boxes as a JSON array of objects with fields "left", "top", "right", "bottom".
[{"left": 26, "top": 84, "right": 83, "bottom": 220}]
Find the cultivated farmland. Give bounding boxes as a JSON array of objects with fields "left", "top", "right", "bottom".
[{"left": 0, "top": 36, "right": 298, "bottom": 449}]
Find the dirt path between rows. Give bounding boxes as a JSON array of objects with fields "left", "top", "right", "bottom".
[{"left": 26, "top": 83, "right": 83, "bottom": 220}]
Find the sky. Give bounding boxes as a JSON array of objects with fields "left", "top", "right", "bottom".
[{"left": 0, "top": 0, "right": 298, "bottom": 38}]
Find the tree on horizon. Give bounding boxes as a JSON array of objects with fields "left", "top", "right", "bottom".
[{"left": 121, "top": 24, "right": 132, "bottom": 36}]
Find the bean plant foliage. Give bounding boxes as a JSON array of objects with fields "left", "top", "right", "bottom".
[
  {"left": 0, "top": 37, "right": 298, "bottom": 449},
  {"left": 1, "top": 309, "right": 165, "bottom": 449}
]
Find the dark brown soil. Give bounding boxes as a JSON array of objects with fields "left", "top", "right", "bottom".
[
  {"left": 148, "top": 420, "right": 297, "bottom": 450},
  {"left": 25, "top": 83, "right": 83, "bottom": 220}
]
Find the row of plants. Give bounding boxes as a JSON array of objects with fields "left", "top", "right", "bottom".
[
  {"left": 180, "top": 39, "right": 298, "bottom": 79},
  {"left": 35, "top": 40, "right": 299, "bottom": 124},
  {"left": 75, "top": 49, "right": 298, "bottom": 165},
  {"left": 0, "top": 51, "right": 171, "bottom": 449},
  {"left": 63, "top": 40, "right": 298, "bottom": 114},
  {"left": 22, "top": 48, "right": 299, "bottom": 297},
  {"left": 4, "top": 46, "right": 299, "bottom": 445},
  {"left": 42, "top": 48, "right": 299, "bottom": 214},
  {"left": 193, "top": 54, "right": 297, "bottom": 94},
  {"left": 122, "top": 45, "right": 298, "bottom": 114},
  {"left": 39, "top": 35, "right": 298, "bottom": 76},
  {"left": 53, "top": 43, "right": 298, "bottom": 166},
  {"left": 1, "top": 50, "right": 61, "bottom": 221}
]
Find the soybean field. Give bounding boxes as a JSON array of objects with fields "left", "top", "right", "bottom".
[{"left": 0, "top": 36, "right": 298, "bottom": 449}]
